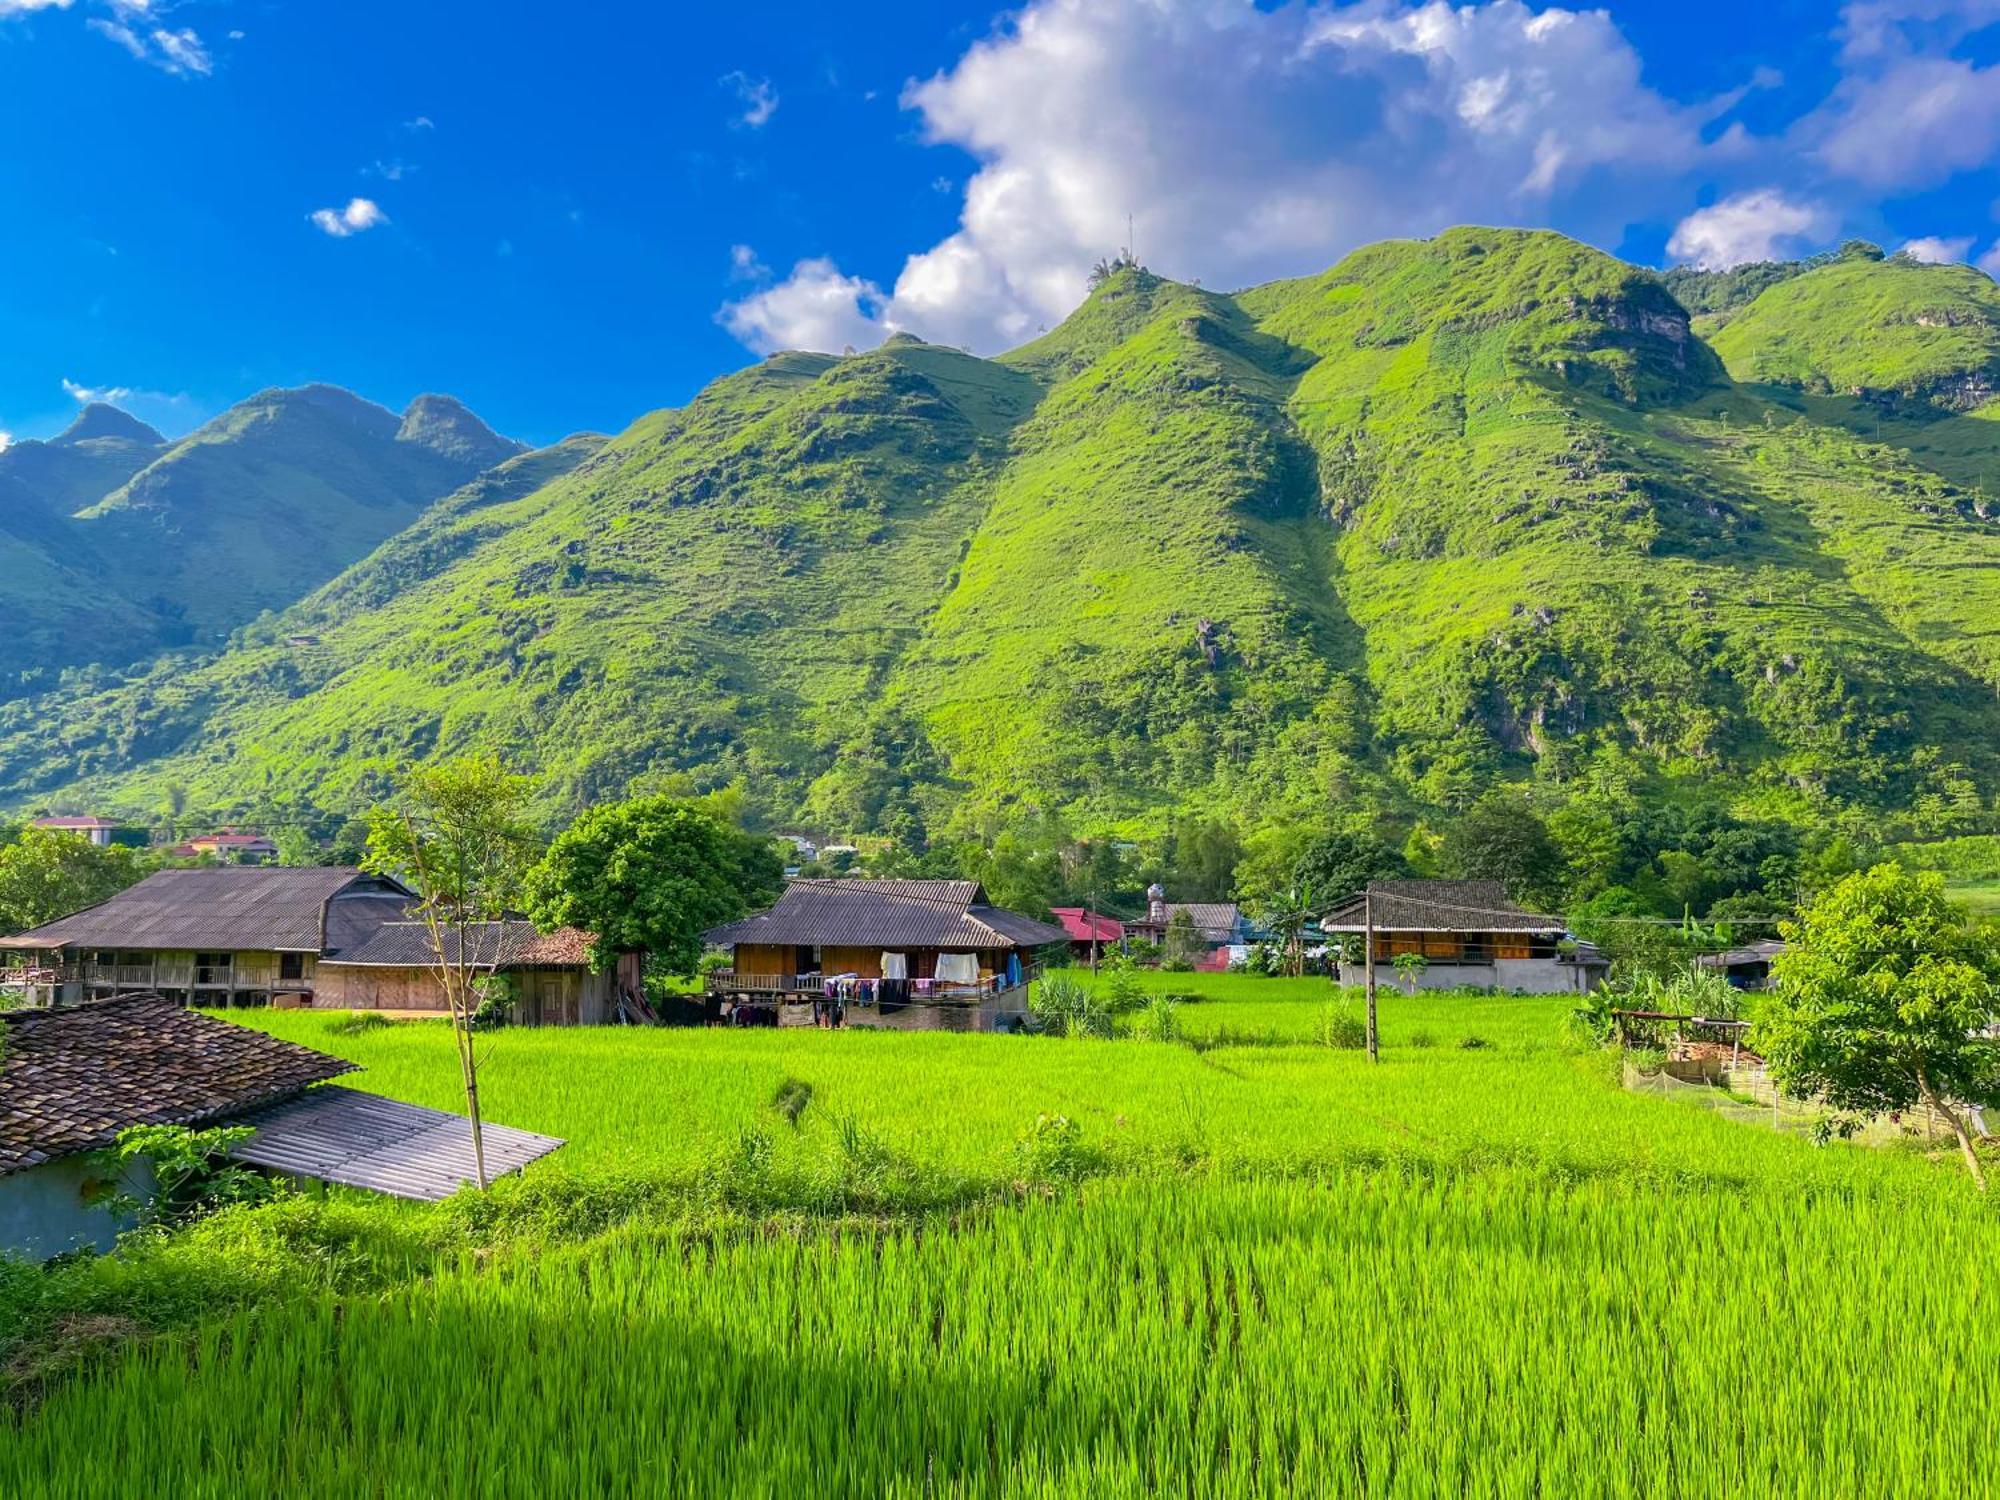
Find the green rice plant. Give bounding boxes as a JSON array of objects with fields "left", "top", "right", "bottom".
[{"left": 9, "top": 975, "right": 1992, "bottom": 1494}]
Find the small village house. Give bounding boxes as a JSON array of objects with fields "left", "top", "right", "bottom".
[
  {"left": 0, "top": 995, "right": 563, "bottom": 1258},
  {"left": 1320, "top": 879, "right": 1608, "bottom": 995},
  {"left": 29, "top": 815, "right": 143, "bottom": 848},
  {"left": 0, "top": 866, "right": 613, "bottom": 1024},
  {"left": 1122, "top": 884, "right": 1250, "bottom": 970},
  {"left": 170, "top": 828, "right": 280, "bottom": 864},
  {"left": 1696, "top": 938, "right": 1785, "bottom": 990},
  {"left": 703, "top": 877, "right": 1069, "bottom": 1031},
  {"left": 1049, "top": 907, "right": 1125, "bottom": 965}
]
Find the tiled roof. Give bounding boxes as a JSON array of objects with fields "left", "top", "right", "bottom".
[
  {"left": 0, "top": 995, "right": 354, "bottom": 1175},
  {"left": 1050, "top": 908, "right": 1123, "bottom": 943},
  {"left": 1319, "top": 880, "right": 1561, "bottom": 933},
  {"left": 704, "top": 878, "right": 1070, "bottom": 951},
  {"left": 0, "top": 868, "right": 402, "bottom": 953}
]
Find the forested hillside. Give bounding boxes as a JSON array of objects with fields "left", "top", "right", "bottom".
[
  {"left": 4, "top": 229, "right": 1998, "bottom": 864},
  {"left": 0, "top": 385, "right": 524, "bottom": 687}
]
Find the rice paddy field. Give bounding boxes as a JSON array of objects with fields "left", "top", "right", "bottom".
[{"left": 3, "top": 977, "right": 1995, "bottom": 1496}]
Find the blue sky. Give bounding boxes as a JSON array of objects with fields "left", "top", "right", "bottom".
[{"left": 4, "top": 1, "right": 1999, "bottom": 449}]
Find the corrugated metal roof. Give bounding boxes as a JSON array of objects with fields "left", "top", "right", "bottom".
[
  {"left": 320, "top": 919, "right": 595, "bottom": 969},
  {"left": 1320, "top": 879, "right": 1562, "bottom": 934},
  {"left": 0, "top": 868, "right": 406, "bottom": 953},
  {"left": 1050, "top": 908, "right": 1123, "bottom": 943},
  {"left": 227, "top": 1086, "right": 563, "bottom": 1201},
  {"left": 1128, "top": 902, "right": 1243, "bottom": 942},
  {"left": 0, "top": 995, "right": 355, "bottom": 1175},
  {"left": 704, "top": 878, "right": 1070, "bottom": 951}
]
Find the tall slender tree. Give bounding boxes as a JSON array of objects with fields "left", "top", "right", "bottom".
[{"left": 364, "top": 757, "right": 540, "bottom": 1190}]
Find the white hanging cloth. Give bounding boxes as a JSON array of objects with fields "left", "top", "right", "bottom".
[
  {"left": 934, "top": 952, "right": 979, "bottom": 984},
  {"left": 880, "top": 951, "right": 908, "bottom": 979}
]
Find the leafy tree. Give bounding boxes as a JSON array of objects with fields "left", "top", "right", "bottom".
[
  {"left": 0, "top": 828, "right": 154, "bottom": 935},
  {"left": 1291, "top": 829, "right": 1403, "bottom": 905},
  {"left": 524, "top": 794, "right": 784, "bottom": 974},
  {"left": 1172, "top": 819, "right": 1242, "bottom": 902},
  {"left": 1261, "top": 882, "right": 1316, "bottom": 979},
  {"left": 364, "top": 756, "right": 542, "bottom": 1190},
  {"left": 1753, "top": 865, "right": 2000, "bottom": 1188},
  {"left": 1438, "top": 794, "right": 1565, "bottom": 908},
  {"left": 1391, "top": 951, "right": 1429, "bottom": 996},
  {"left": 1161, "top": 909, "right": 1202, "bottom": 971}
]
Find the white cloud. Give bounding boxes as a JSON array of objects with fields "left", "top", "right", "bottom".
[
  {"left": 85, "top": 16, "right": 143, "bottom": 57},
  {"left": 149, "top": 25, "right": 208, "bottom": 74},
  {"left": 1900, "top": 234, "right": 1974, "bottom": 263},
  {"left": 720, "top": 70, "right": 779, "bottom": 128},
  {"left": 1668, "top": 189, "right": 1830, "bottom": 269},
  {"left": 62, "top": 377, "right": 134, "bottom": 404},
  {"left": 728, "top": 243, "right": 769, "bottom": 280},
  {"left": 720, "top": 0, "right": 1718, "bottom": 353},
  {"left": 1979, "top": 242, "right": 2000, "bottom": 278},
  {"left": 405, "top": 115, "right": 435, "bottom": 131},
  {"left": 719, "top": 257, "right": 889, "bottom": 354},
  {"left": 1808, "top": 54, "right": 2000, "bottom": 188},
  {"left": 86, "top": 10, "right": 212, "bottom": 76},
  {"left": 0, "top": 0, "right": 73, "bottom": 17},
  {"left": 0, "top": 431, "right": 11, "bottom": 452},
  {"left": 310, "top": 197, "right": 389, "bottom": 238}
]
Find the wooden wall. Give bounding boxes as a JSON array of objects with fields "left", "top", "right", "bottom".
[{"left": 313, "top": 964, "right": 611, "bottom": 1024}]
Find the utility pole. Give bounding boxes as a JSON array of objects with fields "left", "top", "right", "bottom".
[
  {"left": 1364, "top": 889, "right": 1379, "bottom": 1064},
  {"left": 1089, "top": 880, "right": 1100, "bottom": 975}
]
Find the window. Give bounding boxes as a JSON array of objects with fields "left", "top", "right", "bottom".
[
  {"left": 194, "top": 952, "right": 233, "bottom": 987},
  {"left": 93, "top": 951, "right": 117, "bottom": 968},
  {"left": 279, "top": 952, "right": 305, "bottom": 982}
]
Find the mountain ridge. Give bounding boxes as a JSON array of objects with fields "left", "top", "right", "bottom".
[
  {"left": 0, "top": 382, "right": 523, "bottom": 689},
  {"left": 4, "top": 228, "right": 1999, "bottom": 853}
]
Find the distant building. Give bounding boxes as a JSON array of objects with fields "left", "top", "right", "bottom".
[
  {"left": 30, "top": 815, "right": 142, "bottom": 849},
  {"left": 1049, "top": 907, "right": 1125, "bottom": 964},
  {"left": 703, "top": 877, "right": 1069, "bottom": 1030},
  {"left": 1319, "top": 879, "right": 1607, "bottom": 995},
  {"left": 0, "top": 994, "right": 563, "bottom": 1258},
  {"left": 0, "top": 867, "right": 612, "bottom": 1024},
  {"left": 1696, "top": 939, "right": 1785, "bottom": 990},
  {"left": 169, "top": 828, "right": 280, "bottom": 864},
  {"left": 1122, "top": 884, "right": 1248, "bottom": 969}
]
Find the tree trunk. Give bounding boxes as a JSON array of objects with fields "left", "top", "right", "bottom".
[
  {"left": 460, "top": 1031, "right": 489, "bottom": 1191},
  {"left": 1917, "top": 1069, "right": 1986, "bottom": 1192}
]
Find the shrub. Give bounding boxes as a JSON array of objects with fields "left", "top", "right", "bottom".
[
  {"left": 1315, "top": 1004, "right": 1367, "bottom": 1050},
  {"left": 88, "top": 1125, "right": 287, "bottom": 1231},
  {"left": 1098, "top": 959, "right": 1147, "bottom": 1015},
  {"left": 1134, "top": 993, "right": 1182, "bottom": 1043},
  {"left": 1030, "top": 973, "right": 1111, "bottom": 1038},
  {"left": 1011, "top": 1113, "right": 1105, "bottom": 1189},
  {"left": 1458, "top": 1035, "right": 1493, "bottom": 1051},
  {"left": 770, "top": 1077, "right": 814, "bottom": 1128}
]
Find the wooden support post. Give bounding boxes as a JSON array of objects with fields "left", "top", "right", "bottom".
[{"left": 1364, "top": 890, "right": 1379, "bottom": 1064}]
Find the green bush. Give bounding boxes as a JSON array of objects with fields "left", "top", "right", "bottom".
[{"left": 1314, "top": 1004, "right": 1368, "bottom": 1049}]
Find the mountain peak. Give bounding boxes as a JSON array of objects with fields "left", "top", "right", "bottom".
[
  {"left": 396, "top": 393, "right": 527, "bottom": 470},
  {"left": 53, "top": 403, "right": 165, "bottom": 448}
]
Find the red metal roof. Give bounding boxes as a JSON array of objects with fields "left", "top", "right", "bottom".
[{"left": 1050, "top": 907, "right": 1123, "bottom": 943}]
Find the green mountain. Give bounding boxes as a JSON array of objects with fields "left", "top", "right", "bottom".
[
  {"left": 0, "top": 384, "right": 524, "bottom": 690},
  {"left": 4, "top": 228, "right": 1999, "bottom": 847}
]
